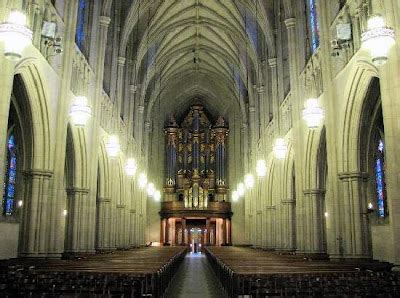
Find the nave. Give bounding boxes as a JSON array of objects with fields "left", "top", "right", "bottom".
[{"left": 1, "top": 246, "right": 400, "bottom": 297}]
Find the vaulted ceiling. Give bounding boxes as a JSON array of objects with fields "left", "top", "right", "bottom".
[{"left": 121, "top": 0, "right": 277, "bottom": 122}]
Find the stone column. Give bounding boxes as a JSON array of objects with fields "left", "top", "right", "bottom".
[
  {"left": 96, "top": 197, "right": 115, "bottom": 251},
  {"left": 19, "top": 170, "right": 53, "bottom": 257},
  {"left": 134, "top": 105, "right": 144, "bottom": 149},
  {"left": 116, "top": 204, "right": 126, "bottom": 249},
  {"left": 129, "top": 209, "right": 136, "bottom": 247},
  {"left": 265, "top": 206, "right": 276, "bottom": 250},
  {"left": 205, "top": 218, "right": 210, "bottom": 245},
  {"left": 281, "top": 200, "right": 296, "bottom": 251},
  {"left": 165, "top": 218, "right": 170, "bottom": 244},
  {"left": 268, "top": 58, "right": 279, "bottom": 124},
  {"left": 0, "top": 60, "right": 14, "bottom": 197},
  {"left": 128, "top": 84, "right": 137, "bottom": 136},
  {"left": 65, "top": 187, "right": 93, "bottom": 254},
  {"left": 182, "top": 218, "right": 187, "bottom": 245},
  {"left": 116, "top": 56, "right": 126, "bottom": 118},
  {"left": 338, "top": 172, "right": 370, "bottom": 258},
  {"left": 303, "top": 189, "right": 326, "bottom": 255},
  {"left": 257, "top": 86, "right": 266, "bottom": 133}
]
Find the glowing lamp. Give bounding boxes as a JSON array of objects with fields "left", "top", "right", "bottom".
[
  {"left": 368, "top": 202, "right": 374, "bottom": 210},
  {"left": 146, "top": 183, "right": 155, "bottom": 196},
  {"left": 105, "top": 135, "right": 120, "bottom": 157},
  {"left": 237, "top": 182, "right": 245, "bottom": 197},
  {"left": 0, "top": 11, "right": 32, "bottom": 61},
  {"left": 138, "top": 173, "right": 147, "bottom": 188},
  {"left": 125, "top": 158, "right": 137, "bottom": 176},
  {"left": 232, "top": 190, "right": 239, "bottom": 202},
  {"left": 302, "top": 98, "right": 324, "bottom": 129},
  {"left": 361, "top": 15, "right": 395, "bottom": 66},
  {"left": 63, "top": 209, "right": 68, "bottom": 216},
  {"left": 244, "top": 174, "right": 255, "bottom": 189},
  {"left": 17, "top": 200, "right": 23, "bottom": 207},
  {"left": 154, "top": 190, "right": 161, "bottom": 202},
  {"left": 273, "top": 138, "right": 287, "bottom": 160},
  {"left": 256, "top": 159, "right": 267, "bottom": 177},
  {"left": 70, "top": 96, "right": 92, "bottom": 126},
  {"left": 324, "top": 212, "right": 329, "bottom": 218}
]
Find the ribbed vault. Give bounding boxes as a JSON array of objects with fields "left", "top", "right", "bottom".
[{"left": 122, "top": 0, "right": 275, "bottom": 121}]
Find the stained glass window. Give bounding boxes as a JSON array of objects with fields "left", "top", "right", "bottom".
[
  {"left": 3, "top": 134, "right": 17, "bottom": 215},
  {"left": 309, "top": 0, "right": 320, "bottom": 53},
  {"left": 375, "top": 139, "right": 387, "bottom": 217},
  {"left": 75, "top": 0, "right": 86, "bottom": 50}
]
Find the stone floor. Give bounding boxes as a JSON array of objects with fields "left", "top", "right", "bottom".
[{"left": 165, "top": 253, "right": 227, "bottom": 298}]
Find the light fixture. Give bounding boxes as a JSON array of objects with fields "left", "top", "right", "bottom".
[
  {"left": 273, "top": 138, "right": 287, "bottom": 159},
  {"left": 256, "top": 160, "right": 267, "bottom": 177},
  {"left": 244, "top": 174, "right": 255, "bottom": 189},
  {"left": 302, "top": 98, "right": 324, "bottom": 129},
  {"left": 125, "top": 158, "right": 137, "bottom": 176},
  {"left": 154, "top": 190, "right": 161, "bottom": 202},
  {"left": 138, "top": 173, "right": 147, "bottom": 188},
  {"left": 237, "top": 183, "right": 245, "bottom": 197},
  {"left": 17, "top": 200, "right": 23, "bottom": 207},
  {"left": 232, "top": 190, "right": 239, "bottom": 202},
  {"left": 0, "top": 11, "right": 32, "bottom": 61},
  {"left": 63, "top": 209, "right": 68, "bottom": 216},
  {"left": 324, "top": 212, "right": 329, "bottom": 218},
  {"left": 105, "top": 135, "right": 120, "bottom": 158},
  {"left": 361, "top": 15, "right": 395, "bottom": 66},
  {"left": 146, "top": 183, "right": 155, "bottom": 196},
  {"left": 69, "top": 96, "right": 92, "bottom": 126}
]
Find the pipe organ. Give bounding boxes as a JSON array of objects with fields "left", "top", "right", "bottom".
[{"left": 160, "top": 104, "right": 232, "bottom": 247}]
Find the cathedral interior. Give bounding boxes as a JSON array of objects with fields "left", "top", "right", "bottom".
[{"left": 0, "top": 0, "right": 400, "bottom": 296}]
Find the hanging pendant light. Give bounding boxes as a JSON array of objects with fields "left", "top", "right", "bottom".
[
  {"left": 237, "top": 182, "right": 245, "bottom": 197},
  {"left": 105, "top": 135, "right": 120, "bottom": 157},
  {"left": 154, "top": 190, "right": 161, "bottom": 202},
  {"left": 244, "top": 174, "right": 255, "bottom": 188},
  {"left": 232, "top": 190, "right": 239, "bottom": 202},
  {"left": 274, "top": 138, "right": 287, "bottom": 160},
  {"left": 70, "top": 96, "right": 92, "bottom": 126},
  {"left": 302, "top": 98, "right": 324, "bottom": 129},
  {"left": 361, "top": 15, "right": 395, "bottom": 66},
  {"left": 0, "top": 11, "right": 32, "bottom": 61},
  {"left": 146, "top": 182, "right": 155, "bottom": 196},
  {"left": 138, "top": 173, "right": 148, "bottom": 188},
  {"left": 256, "top": 159, "right": 267, "bottom": 177},
  {"left": 125, "top": 158, "right": 137, "bottom": 176}
]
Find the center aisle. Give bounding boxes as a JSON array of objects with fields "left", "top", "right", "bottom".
[{"left": 165, "top": 253, "right": 227, "bottom": 298}]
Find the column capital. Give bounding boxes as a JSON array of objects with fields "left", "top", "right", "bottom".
[
  {"left": 66, "top": 187, "right": 90, "bottom": 195},
  {"left": 249, "top": 106, "right": 256, "bottom": 113},
  {"left": 138, "top": 105, "right": 145, "bottom": 113},
  {"left": 338, "top": 171, "right": 369, "bottom": 181},
  {"left": 117, "top": 204, "right": 126, "bottom": 209},
  {"left": 284, "top": 18, "right": 296, "bottom": 29},
  {"left": 117, "top": 56, "right": 126, "bottom": 66},
  {"left": 97, "top": 197, "right": 111, "bottom": 203},
  {"left": 257, "top": 86, "right": 265, "bottom": 94},
  {"left": 268, "top": 57, "right": 277, "bottom": 67},
  {"left": 99, "top": 16, "right": 111, "bottom": 27},
  {"left": 266, "top": 205, "right": 276, "bottom": 210},
  {"left": 303, "top": 189, "right": 325, "bottom": 195},
  {"left": 130, "top": 209, "right": 136, "bottom": 214},
  {"left": 281, "top": 199, "right": 296, "bottom": 205},
  {"left": 24, "top": 169, "right": 53, "bottom": 178}
]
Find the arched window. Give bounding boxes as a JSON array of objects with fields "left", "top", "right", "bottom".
[
  {"left": 308, "top": 0, "right": 320, "bottom": 53},
  {"left": 374, "top": 139, "right": 387, "bottom": 217},
  {"left": 3, "top": 134, "right": 17, "bottom": 215},
  {"left": 75, "top": 0, "right": 92, "bottom": 56}
]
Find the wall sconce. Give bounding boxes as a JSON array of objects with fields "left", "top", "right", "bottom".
[
  {"left": 146, "top": 183, "right": 155, "bottom": 196},
  {"left": 302, "top": 98, "right": 324, "bottom": 129},
  {"left": 244, "top": 174, "right": 255, "bottom": 189},
  {"left": 70, "top": 96, "right": 91, "bottom": 126},
  {"left": 138, "top": 173, "right": 147, "bottom": 188},
  {"left": 232, "top": 190, "right": 239, "bottom": 202},
  {"left": 237, "top": 182, "right": 245, "bottom": 197},
  {"left": 0, "top": 11, "right": 32, "bottom": 61},
  {"left": 105, "top": 135, "right": 120, "bottom": 158},
  {"left": 154, "top": 190, "right": 161, "bottom": 202},
  {"left": 361, "top": 15, "right": 395, "bottom": 66},
  {"left": 125, "top": 158, "right": 137, "bottom": 176},
  {"left": 273, "top": 138, "right": 287, "bottom": 160},
  {"left": 256, "top": 160, "right": 267, "bottom": 177}
]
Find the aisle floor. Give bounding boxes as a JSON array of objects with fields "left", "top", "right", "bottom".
[{"left": 165, "top": 253, "right": 227, "bottom": 298}]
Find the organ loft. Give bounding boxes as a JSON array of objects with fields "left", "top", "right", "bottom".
[{"left": 160, "top": 104, "right": 232, "bottom": 248}]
